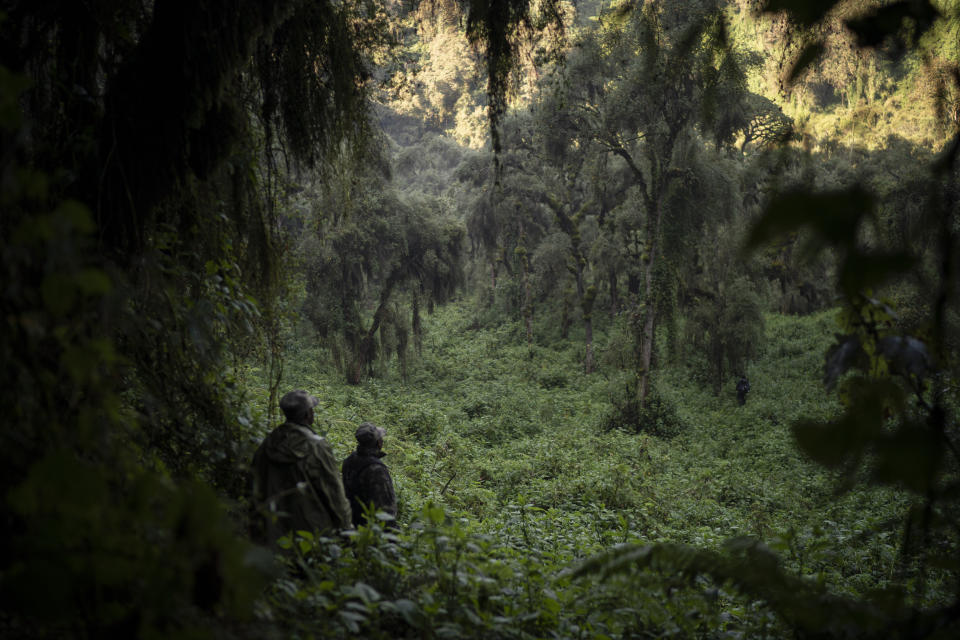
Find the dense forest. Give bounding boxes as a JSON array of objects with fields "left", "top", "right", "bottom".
[{"left": 1, "top": 0, "right": 959, "bottom": 638}]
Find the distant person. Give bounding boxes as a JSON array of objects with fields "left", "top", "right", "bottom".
[
  {"left": 736, "top": 376, "right": 751, "bottom": 406},
  {"left": 341, "top": 422, "right": 397, "bottom": 528},
  {"left": 251, "top": 390, "right": 352, "bottom": 545}
]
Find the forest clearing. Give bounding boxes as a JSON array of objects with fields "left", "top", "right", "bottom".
[
  {"left": 1, "top": 0, "right": 958, "bottom": 638},
  {"left": 236, "top": 304, "right": 923, "bottom": 637}
]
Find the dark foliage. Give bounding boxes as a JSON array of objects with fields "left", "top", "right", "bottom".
[
  {"left": 0, "top": 1, "right": 393, "bottom": 636},
  {"left": 601, "top": 387, "right": 685, "bottom": 438}
]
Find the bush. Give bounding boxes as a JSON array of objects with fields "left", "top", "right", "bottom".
[
  {"left": 397, "top": 402, "right": 447, "bottom": 445},
  {"left": 537, "top": 368, "right": 568, "bottom": 389},
  {"left": 601, "top": 388, "right": 685, "bottom": 439}
]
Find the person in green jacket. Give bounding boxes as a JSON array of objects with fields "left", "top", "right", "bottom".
[{"left": 251, "top": 390, "right": 352, "bottom": 546}]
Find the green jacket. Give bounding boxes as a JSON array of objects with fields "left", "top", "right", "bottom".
[{"left": 251, "top": 422, "right": 352, "bottom": 545}]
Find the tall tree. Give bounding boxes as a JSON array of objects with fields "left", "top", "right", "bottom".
[
  {"left": 490, "top": 110, "right": 614, "bottom": 369},
  {"left": 542, "top": 0, "right": 757, "bottom": 403},
  {"left": 539, "top": 150, "right": 606, "bottom": 373},
  {"left": 466, "top": 113, "right": 553, "bottom": 336},
  {"left": 304, "top": 173, "right": 464, "bottom": 384}
]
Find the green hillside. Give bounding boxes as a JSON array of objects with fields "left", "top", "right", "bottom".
[{"left": 231, "top": 300, "right": 947, "bottom": 637}]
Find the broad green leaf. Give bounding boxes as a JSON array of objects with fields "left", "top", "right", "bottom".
[
  {"left": 349, "top": 581, "right": 381, "bottom": 603},
  {"left": 838, "top": 251, "right": 915, "bottom": 298},
  {"left": 41, "top": 273, "right": 77, "bottom": 316},
  {"left": 872, "top": 424, "right": 943, "bottom": 493},
  {"left": 57, "top": 200, "right": 96, "bottom": 234},
  {"left": 877, "top": 336, "right": 931, "bottom": 379},
  {"left": 61, "top": 340, "right": 116, "bottom": 383},
  {"left": 338, "top": 610, "right": 365, "bottom": 632},
  {"left": 75, "top": 268, "right": 113, "bottom": 295},
  {"left": 0, "top": 65, "right": 31, "bottom": 130},
  {"left": 7, "top": 449, "right": 108, "bottom": 517},
  {"left": 793, "top": 402, "right": 883, "bottom": 469},
  {"left": 384, "top": 598, "right": 419, "bottom": 626},
  {"left": 823, "top": 334, "right": 866, "bottom": 390},
  {"left": 746, "top": 186, "right": 872, "bottom": 252}
]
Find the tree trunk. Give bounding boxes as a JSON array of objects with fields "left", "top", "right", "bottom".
[
  {"left": 582, "top": 283, "right": 596, "bottom": 374},
  {"left": 636, "top": 195, "right": 663, "bottom": 407},
  {"left": 584, "top": 316, "right": 595, "bottom": 374},
  {"left": 412, "top": 291, "right": 422, "bottom": 356},
  {"left": 519, "top": 225, "right": 533, "bottom": 347},
  {"left": 715, "top": 354, "right": 724, "bottom": 396},
  {"left": 574, "top": 256, "right": 597, "bottom": 374},
  {"left": 609, "top": 269, "right": 619, "bottom": 317},
  {"left": 348, "top": 272, "right": 399, "bottom": 384},
  {"left": 524, "top": 291, "right": 533, "bottom": 346},
  {"left": 637, "top": 304, "right": 656, "bottom": 406}
]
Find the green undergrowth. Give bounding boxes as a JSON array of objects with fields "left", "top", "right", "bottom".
[{"left": 238, "top": 302, "right": 944, "bottom": 637}]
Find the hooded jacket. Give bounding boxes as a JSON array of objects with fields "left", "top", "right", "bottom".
[
  {"left": 251, "top": 422, "right": 351, "bottom": 545},
  {"left": 341, "top": 445, "right": 397, "bottom": 528}
]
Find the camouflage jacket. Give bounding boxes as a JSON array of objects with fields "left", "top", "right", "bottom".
[
  {"left": 251, "top": 422, "right": 352, "bottom": 545},
  {"left": 341, "top": 446, "right": 397, "bottom": 528}
]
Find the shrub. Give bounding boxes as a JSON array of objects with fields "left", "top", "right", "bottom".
[
  {"left": 537, "top": 368, "right": 568, "bottom": 390},
  {"left": 397, "top": 402, "right": 447, "bottom": 445},
  {"left": 601, "top": 388, "right": 685, "bottom": 439}
]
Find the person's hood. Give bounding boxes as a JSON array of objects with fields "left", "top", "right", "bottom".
[{"left": 262, "top": 422, "right": 316, "bottom": 464}]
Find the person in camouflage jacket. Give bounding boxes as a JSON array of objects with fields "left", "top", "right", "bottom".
[
  {"left": 251, "top": 390, "right": 352, "bottom": 545},
  {"left": 341, "top": 422, "right": 397, "bottom": 528}
]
